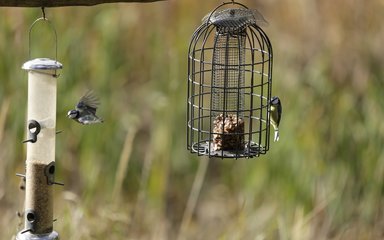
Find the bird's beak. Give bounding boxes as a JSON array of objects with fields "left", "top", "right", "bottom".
[{"left": 67, "top": 111, "right": 73, "bottom": 118}]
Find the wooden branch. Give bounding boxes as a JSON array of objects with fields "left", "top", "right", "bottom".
[{"left": 0, "top": 0, "right": 165, "bottom": 7}]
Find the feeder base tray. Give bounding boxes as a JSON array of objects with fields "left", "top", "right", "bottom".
[
  {"left": 16, "top": 231, "right": 59, "bottom": 240},
  {"left": 191, "top": 141, "right": 265, "bottom": 158}
]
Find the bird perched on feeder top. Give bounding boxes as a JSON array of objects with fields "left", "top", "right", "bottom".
[
  {"left": 67, "top": 91, "right": 103, "bottom": 125},
  {"left": 270, "top": 96, "right": 282, "bottom": 142}
]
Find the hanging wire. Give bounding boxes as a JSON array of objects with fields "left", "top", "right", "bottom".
[
  {"left": 41, "top": 7, "right": 46, "bottom": 19},
  {"left": 26, "top": 7, "right": 61, "bottom": 78},
  {"left": 28, "top": 7, "right": 58, "bottom": 62}
]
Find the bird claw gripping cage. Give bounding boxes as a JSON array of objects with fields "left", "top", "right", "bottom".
[{"left": 187, "top": 1, "right": 273, "bottom": 159}]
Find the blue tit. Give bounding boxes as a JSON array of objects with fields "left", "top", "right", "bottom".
[
  {"left": 67, "top": 91, "right": 103, "bottom": 125},
  {"left": 269, "top": 96, "right": 282, "bottom": 142}
]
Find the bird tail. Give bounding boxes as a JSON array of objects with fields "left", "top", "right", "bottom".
[{"left": 274, "top": 129, "right": 279, "bottom": 142}]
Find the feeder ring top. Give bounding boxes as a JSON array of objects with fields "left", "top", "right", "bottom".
[{"left": 22, "top": 58, "right": 63, "bottom": 71}]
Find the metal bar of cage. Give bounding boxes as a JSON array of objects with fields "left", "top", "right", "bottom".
[
  {"left": 187, "top": 24, "right": 204, "bottom": 153},
  {"left": 250, "top": 24, "right": 273, "bottom": 152}
]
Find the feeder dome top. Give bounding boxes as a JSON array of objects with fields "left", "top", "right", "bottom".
[
  {"left": 22, "top": 58, "right": 62, "bottom": 71},
  {"left": 202, "top": 8, "right": 268, "bottom": 31}
]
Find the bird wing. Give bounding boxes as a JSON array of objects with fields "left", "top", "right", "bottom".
[
  {"left": 271, "top": 104, "right": 282, "bottom": 127},
  {"left": 76, "top": 90, "right": 100, "bottom": 114},
  {"left": 277, "top": 101, "right": 282, "bottom": 125},
  {"left": 78, "top": 114, "right": 103, "bottom": 125}
]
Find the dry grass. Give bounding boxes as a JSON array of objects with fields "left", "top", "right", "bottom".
[{"left": 1, "top": 0, "right": 384, "bottom": 239}]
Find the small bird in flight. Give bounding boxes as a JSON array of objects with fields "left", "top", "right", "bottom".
[{"left": 67, "top": 91, "right": 103, "bottom": 125}]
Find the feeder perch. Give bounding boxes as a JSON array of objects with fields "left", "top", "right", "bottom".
[
  {"left": 16, "top": 17, "right": 62, "bottom": 240},
  {"left": 187, "top": 1, "right": 273, "bottom": 159}
]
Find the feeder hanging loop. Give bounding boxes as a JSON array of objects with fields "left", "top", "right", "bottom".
[{"left": 28, "top": 10, "right": 58, "bottom": 62}]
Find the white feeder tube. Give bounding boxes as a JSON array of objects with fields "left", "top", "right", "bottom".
[
  {"left": 25, "top": 69, "right": 56, "bottom": 234},
  {"left": 17, "top": 58, "right": 61, "bottom": 239},
  {"left": 27, "top": 69, "right": 57, "bottom": 163}
]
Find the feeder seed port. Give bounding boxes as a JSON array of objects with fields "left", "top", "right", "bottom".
[
  {"left": 44, "top": 162, "right": 64, "bottom": 186},
  {"left": 22, "top": 120, "right": 41, "bottom": 143}
]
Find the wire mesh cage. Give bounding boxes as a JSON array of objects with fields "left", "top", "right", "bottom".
[{"left": 187, "top": 1, "right": 273, "bottom": 159}]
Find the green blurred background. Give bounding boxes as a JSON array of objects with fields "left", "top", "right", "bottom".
[{"left": 1, "top": 0, "right": 384, "bottom": 239}]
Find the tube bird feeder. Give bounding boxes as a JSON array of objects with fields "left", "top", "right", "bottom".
[
  {"left": 16, "top": 17, "right": 62, "bottom": 240},
  {"left": 187, "top": 1, "right": 274, "bottom": 159}
]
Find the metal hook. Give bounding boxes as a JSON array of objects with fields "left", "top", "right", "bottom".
[{"left": 41, "top": 7, "right": 46, "bottom": 20}]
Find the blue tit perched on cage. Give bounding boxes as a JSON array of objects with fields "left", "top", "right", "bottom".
[
  {"left": 67, "top": 91, "right": 103, "bottom": 125},
  {"left": 270, "top": 96, "right": 282, "bottom": 142}
]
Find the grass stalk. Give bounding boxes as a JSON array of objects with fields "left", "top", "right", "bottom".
[
  {"left": 177, "top": 158, "right": 209, "bottom": 240},
  {"left": 113, "top": 128, "right": 137, "bottom": 199}
]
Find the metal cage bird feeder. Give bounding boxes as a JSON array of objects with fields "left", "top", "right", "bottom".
[
  {"left": 187, "top": 1, "right": 273, "bottom": 159},
  {"left": 16, "top": 12, "right": 62, "bottom": 240}
]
